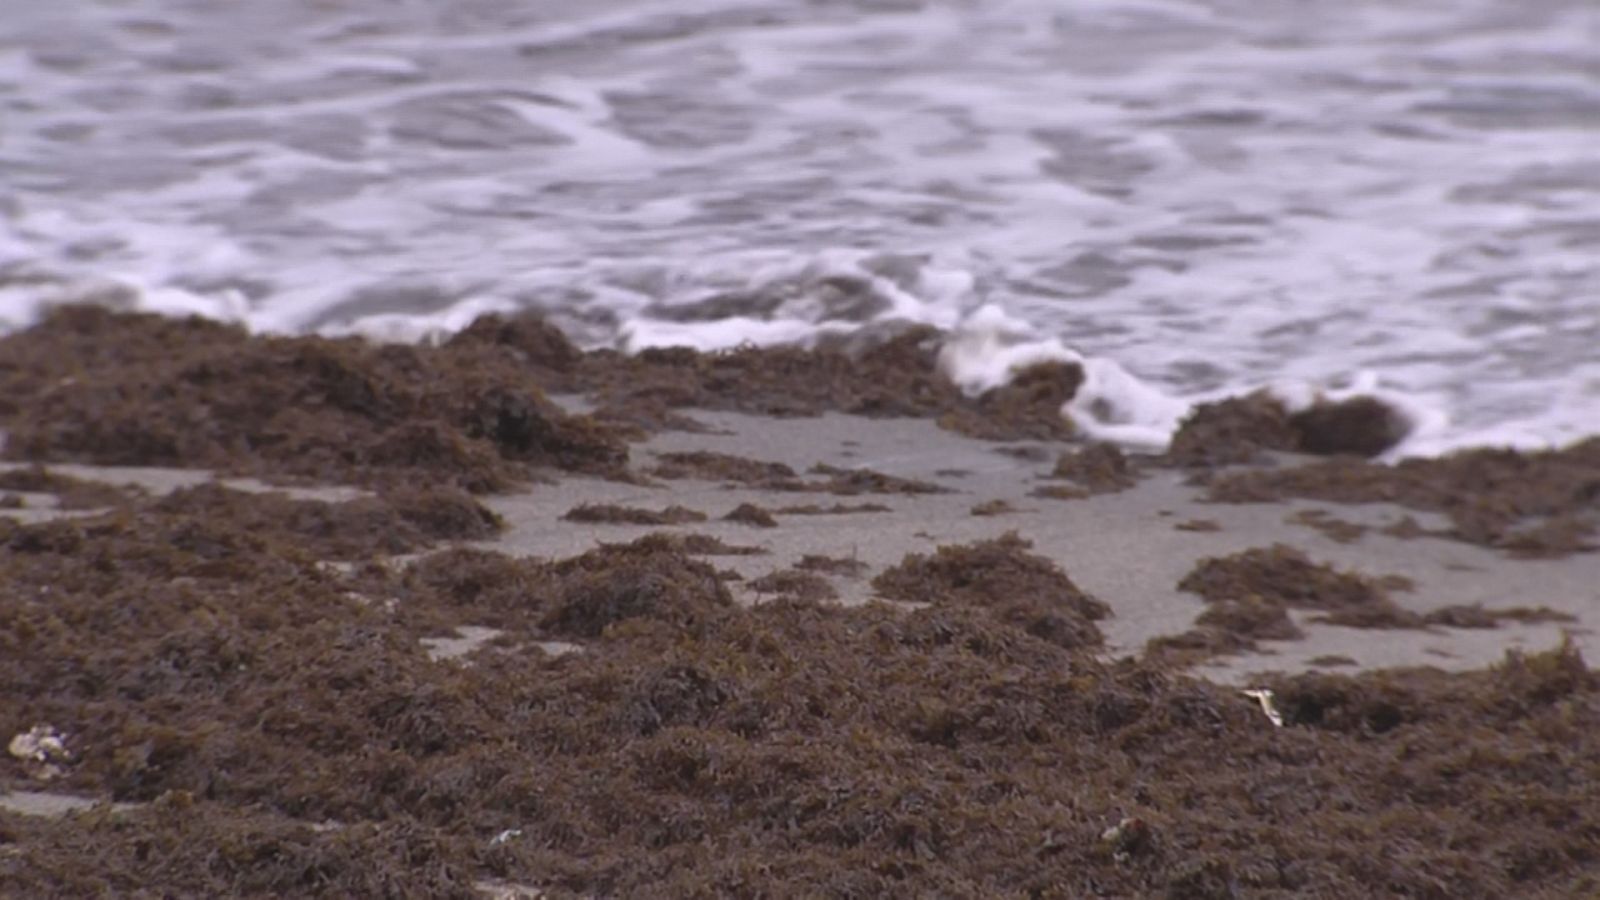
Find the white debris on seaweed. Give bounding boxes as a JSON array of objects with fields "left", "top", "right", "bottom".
[
  {"left": 8, "top": 724, "right": 72, "bottom": 780},
  {"left": 1241, "top": 689, "right": 1285, "bottom": 728}
]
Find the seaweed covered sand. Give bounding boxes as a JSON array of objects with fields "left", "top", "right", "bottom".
[
  {"left": 5, "top": 309, "right": 1600, "bottom": 896},
  {"left": 4, "top": 487, "right": 1598, "bottom": 897}
]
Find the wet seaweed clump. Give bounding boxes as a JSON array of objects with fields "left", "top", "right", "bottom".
[
  {"left": 0, "top": 306, "right": 627, "bottom": 491},
  {"left": 792, "top": 553, "right": 870, "bottom": 578},
  {"left": 648, "top": 451, "right": 801, "bottom": 488},
  {"left": 649, "top": 452, "right": 947, "bottom": 495},
  {"left": 562, "top": 503, "right": 707, "bottom": 526},
  {"left": 1289, "top": 508, "right": 1367, "bottom": 543},
  {"left": 774, "top": 501, "right": 892, "bottom": 515},
  {"left": 937, "top": 361, "right": 1081, "bottom": 441},
  {"left": 806, "top": 463, "right": 950, "bottom": 496},
  {"left": 1177, "top": 543, "right": 1419, "bottom": 630},
  {"left": 1166, "top": 392, "right": 1298, "bottom": 466},
  {"left": 873, "top": 532, "right": 1109, "bottom": 649},
  {"left": 1308, "top": 654, "right": 1357, "bottom": 668},
  {"left": 722, "top": 503, "right": 778, "bottom": 528},
  {"left": 149, "top": 482, "right": 502, "bottom": 560},
  {"left": 970, "top": 498, "right": 1019, "bottom": 517},
  {"left": 746, "top": 568, "right": 838, "bottom": 602},
  {"left": 576, "top": 324, "right": 1080, "bottom": 441},
  {"left": 1207, "top": 438, "right": 1600, "bottom": 557},
  {"left": 1290, "top": 395, "right": 1411, "bottom": 457},
  {"left": 443, "top": 310, "right": 584, "bottom": 388},
  {"left": 538, "top": 538, "right": 735, "bottom": 639},
  {"left": 1147, "top": 594, "right": 1305, "bottom": 663},
  {"left": 1047, "top": 442, "right": 1139, "bottom": 495},
  {"left": 1160, "top": 544, "right": 1567, "bottom": 663},
  {"left": 1167, "top": 391, "right": 1408, "bottom": 467},
  {"left": 623, "top": 531, "right": 768, "bottom": 557},
  {"left": 0, "top": 466, "right": 139, "bottom": 509},
  {"left": 1420, "top": 604, "right": 1575, "bottom": 629}
]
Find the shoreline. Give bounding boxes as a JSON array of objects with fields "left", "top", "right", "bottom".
[
  {"left": 4, "top": 405, "right": 1594, "bottom": 679},
  {"left": 4, "top": 307, "right": 1600, "bottom": 896}
]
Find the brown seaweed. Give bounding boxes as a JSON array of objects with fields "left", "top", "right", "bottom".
[
  {"left": 872, "top": 532, "right": 1109, "bottom": 650},
  {"left": 1206, "top": 439, "right": 1600, "bottom": 556},
  {"left": 562, "top": 503, "right": 708, "bottom": 526},
  {"left": 0, "top": 306, "right": 627, "bottom": 491},
  {"left": 4, "top": 494, "right": 1600, "bottom": 897},
  {"left": 1167, "top": 391, "right": 1408, "bottom": 467},
  {"left": 1047, "top": 442, "right": 1139, "bottom": 494},
  {"left": 722, "top": 503, "right": 779, "bottom": 528},
  {"left": 6, "top": 308, "right": 1600, "bottom": 898}
]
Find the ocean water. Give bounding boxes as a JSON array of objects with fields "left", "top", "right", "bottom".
[{"left": 1, "top": 0, "right": 1597, "bottom": 454}]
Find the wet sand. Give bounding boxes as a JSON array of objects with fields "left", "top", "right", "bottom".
[
  {"left": 4, "top": 309, "right": 1600, "bottom": 897},
  {"left": 485, "top": 407, "right": 1598, "bottom": 677}
]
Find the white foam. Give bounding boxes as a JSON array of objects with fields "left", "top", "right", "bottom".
[
  {"left": 937, "top": 304, "right": 1081, "bottom": 394},
  {"left": 322, "top": 294, "right": 520, "bottom": 344}
]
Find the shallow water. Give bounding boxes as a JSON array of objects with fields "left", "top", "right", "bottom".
[{"left": 1, "top": 0, "right": 1596, "bottom": 453}]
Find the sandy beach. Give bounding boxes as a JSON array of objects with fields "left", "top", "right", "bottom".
[{"left": 4, "top": 308, "right": 1599, "bottom": 896}]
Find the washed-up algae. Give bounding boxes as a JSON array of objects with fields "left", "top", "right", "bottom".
[
  {"left": 774, "top": 501, "right": 892, "bottom": 515},
  {"left": 872, "top": 532, "right": 1110, "bottom": 651},
  {"left": 970, "top": 498, "right": 1019, "bottom": 517},
  {"left": 0, "top": 306, "right": 627, "bottom": 491},
  {"left": 722, "top": 502, "right": 778, "bottom": 528},
  {"left": 148, "top": 482, "right": 503, "bottom": 559},
  {"left": 806, "top": 463, "right": 949, "bottom": 496},
  {"left": 648, "top": 451, "right": 947, "bottom": 495},
  {"left": 561, "top": 503, "right": 707, "bottom": 526},
  {"left": 355, "top": 534, "right": 748, "bottom": 638},
  {"left": 746, "top": 569, "right": 839, "bottom": 602},
  {"left": 1154, "top": 545, "right": 1573, "bottom": 662},
  {"left": 6, "top": 495, "right": 1600, "bottom": 897},
  {"left": 447, "top": 311, "right": 1083, "bottom": 440},
  {"left": 1205, "top": 438, "right": 1600, "bottom": 557},
  {"left": 792, "top": 553, "right": 870, "bottom": 579},
  {"left": 648, "top": 451, "right": 802, "bottom": 488},
  {"left": 575, "top": 324, "right": 1080, "bottom": 442},
  {"left": 1167, "top": 391, "right": 1410, "bottom": 466},
  {"left": 7, "top": 308, "right": 1600, "bottom": 896},
  {"left": 1147, "top": 595, "right": 1306, "bottom": 663},
  {"left": 1177, "top": 544, "right": 1410, "bottom": 624},
  {"left": 935, "top": 361, "right": 1082, "bottom": 441},
  {"left": 1047, "top": 442, "right": 1140, "bottom": 495},
  {"left": 1288, "top": 507, "right": 1368, "bottom": 543}
]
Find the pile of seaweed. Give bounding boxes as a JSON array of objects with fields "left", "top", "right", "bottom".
[
  {"left": 647, "top": 451, "right": 949, "bottom": 495},
  {"left": 1150, "top": 545, "right": 1572, "bottom": 663},
  {"left": 450, "top": 314, "right": 1084, "bottom": 442},
  {"left": 1, "top": 308, "right": 1453, "bottom": 496},
  {"left": 5, "top": 491, "right": 1599, "bottom": 897},
  {"left": 1205, "top": 441, "right": 1600, "bottom": 557},
  {"left": 1166, "top": 392, "right": 1411, "bottom": 466},
  {"left": 0, "top": 307, "right": 627, "bottom": 492},
  {"left": 1033, "top": 442, "right": 1140, "bottom": 500},
  {"left": 1160, "top": 393, "right": 1600, "bottom": 558}
]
